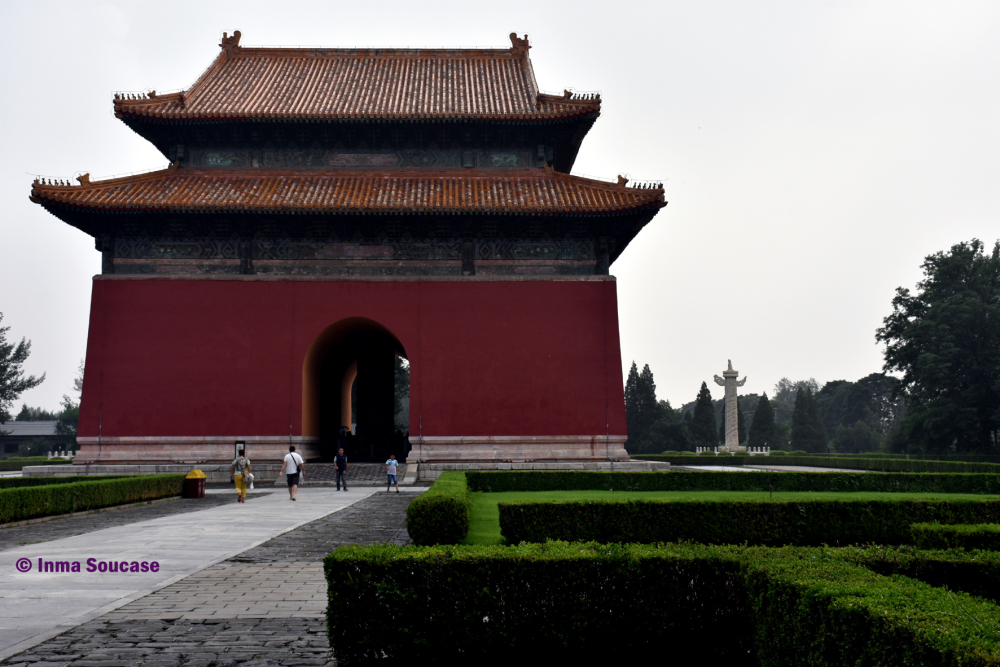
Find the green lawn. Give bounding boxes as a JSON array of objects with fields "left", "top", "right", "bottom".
[{"left": 462, "top": 490, "right": 1000, "bottom": 545}]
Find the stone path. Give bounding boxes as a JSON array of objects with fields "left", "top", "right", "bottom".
[
  {"left": 0, "top": 495, "right": 263, "bottom": 553},
  {"left": 1, "top": 489, "right": 419, "bottom": 665}
]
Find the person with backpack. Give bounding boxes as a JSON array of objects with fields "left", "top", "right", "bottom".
[
  {"left": 279, "top": 445, "right": 305, "bottom": 501},
  {"left": 230, "top": 447, "right": 251, "bottom": 504}
]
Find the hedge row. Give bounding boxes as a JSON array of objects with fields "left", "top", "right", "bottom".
[
  {"left": 0, "top": 457, "right": 71, "bottom": 471},
  {"left": 839, "top": 544, "right": 1000, "bottom": 605},
  {"left": 910, "top": 522, "right": 1000, "bottom": 551},
  {"left": 498, "top": 498, "right": 1000, "bottom": 546},
  {"left": 0, "top": 475, "right": 128, "bottom": 490},
  {"left": 466, "top": 470, "right": 1000, "bottom": 494},
  {"left": 633, "top": 454, "right": 1000, "bottom": 473},
  {"left": 0, "top": 474, "right": 185, "bottom": 524},
  {"left": 325, "top": 542, "right": 1000, "bottom": 664},
  {"left": 404, "top": 471, "right": 469, "bottom": 545}
]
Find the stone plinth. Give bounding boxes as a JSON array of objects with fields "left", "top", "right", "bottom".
[
  {"left": 409, "top": 435, "right": 630, "bottom": 463},
  {"left": 73, "top": 437, "right": 321, "bottom": 465},
  {"left": 416, "top": 459, "right": 668, "bottom": 481}
]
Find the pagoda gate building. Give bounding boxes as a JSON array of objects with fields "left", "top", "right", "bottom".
[{"left": 30, "top": 32, "right": 665, "bottom": 465}]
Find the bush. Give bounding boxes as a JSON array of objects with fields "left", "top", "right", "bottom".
[
  {"left": 698, "top": 450, "right": 716, "bottom": 456},
  {"left": 910, "top": 523, "right": 1000, "bottom": 551},
  {"left": 0, "top": 457, "right": 72, "bottom": 471},
  {"left": 0, "top": 475, "right": 128, "bottom": 490},
  {"left": 465, "top": 470, "right": 1000, "bottom": 494},
  {"left": 734, "top": 451, "right": 749, "bottom": 456},
  {"left": 789, "top": 450, "right": 808, "bottom": 455},
  {"left": 769, "top": 450, "right": 787, "bottom": 456},
  {"left": 717, "top": 451, "right": 732, "bottom": 456},
  {"left": 661, "top": 450, "right": 681, "bottom": 455},
  {"left": 405, "top": 471, "right": 469, "bottom": 545},
  {"left": 497, "top": 498, "right": 1000, "bottom": 546},
  {"left": 325, "top": 542, "right": 1000, "bottom": 665},
  {"left": 0, "top": 475, "right": 184, "bottom": 523},
  {"left": 838, "top": 544, "right": 1000, "bottom": 605}
]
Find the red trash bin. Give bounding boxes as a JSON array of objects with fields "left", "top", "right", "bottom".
[{"left": 184, "top": 469, "right": 207, "bottom": 498}]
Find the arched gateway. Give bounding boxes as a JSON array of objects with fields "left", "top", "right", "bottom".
[
  {"left": 303, "top": 318, "right": 407, "bottom": 461},
  {"left": 30, "top": 32, "right": 664, "bottom": 465}
]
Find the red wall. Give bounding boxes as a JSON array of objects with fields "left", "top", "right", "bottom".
[{"left": 78, "top": 278, "right": 627, "bottom": 439}]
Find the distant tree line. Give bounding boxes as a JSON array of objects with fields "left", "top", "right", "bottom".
[
  {"left": 624, "top": 367, "right": 903, "bottom": 454},
  {"left": 625, "top": 238, "right": 999, "bottom": 456}
]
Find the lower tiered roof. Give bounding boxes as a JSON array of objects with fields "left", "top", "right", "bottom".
[{"left": 31, "top": 167, "right": 664, "bottom": 217}]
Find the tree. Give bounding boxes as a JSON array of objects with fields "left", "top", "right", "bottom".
[
  {"left": 624, "top": 362, "right": 661, "bottom": 452},
  {"left": 55, "top": 360, "right": 84, "bottom": 438},
  {"left": 790, "top": 388, "right": 827, "bottom": 452},
  {"left": 642, "top": 400, "right": 693, "bottom": 453},
  {"left": 0, "top": 313, "right": 45, "bottom": 431},
  {"left": 831, "top": 421, "right": 883, "bottom": 453},
  {"left": 877, "top": 239, "right": 1000, "bottom": 453},
  {"left": 15, "top": 404, "right": 58, "bottom": 421},
  {"left": 690, "top": 382, "right": 718, "bottom": 449},
  {"left": 748, "top": 393, "right": 775, "bottom": 448},
  {"left": 771, "top": 377, "right": 820, "bottom": 424}
]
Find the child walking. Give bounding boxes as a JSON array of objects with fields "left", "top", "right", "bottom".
[{"left": 385, "top": 454, "right": 400, "bottom": 493}]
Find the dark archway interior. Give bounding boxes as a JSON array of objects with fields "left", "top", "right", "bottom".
[{"left": 317, "top": 328, "right": 406, "bottom": 462}]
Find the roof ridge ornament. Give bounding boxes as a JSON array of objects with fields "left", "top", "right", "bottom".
[
  {"left": 76, "top": 173, "right": 91, "bottom": 187},
  {"left": 617, "top": 175, "right": 628, "bottom": 187},
  {"left": 509, "top": 33, "right": 530, "bottom": 58},
  {"left": 221, "top": 30, "right": 242, "bottom": 56}
]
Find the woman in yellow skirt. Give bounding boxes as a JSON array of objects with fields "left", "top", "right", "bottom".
[{"left": 230, "top": 447, "right": 252, "bottom": 503}]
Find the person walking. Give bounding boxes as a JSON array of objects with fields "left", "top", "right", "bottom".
[
  {"left": 230, "top": 448, "right": 251, "bottom": 503},
  {"left": 385, "top": 454, "right": 400, "bottom": 493},
  {"left": 279, "top": 445, "right": 305, "bottom": 501},
  {"left": 334, "top": 447, "right": 349, "bottom": 491}
]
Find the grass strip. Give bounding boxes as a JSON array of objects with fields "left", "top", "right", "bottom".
[{"left": 498, "top": 497, "right": 1000, "bottom": 546}]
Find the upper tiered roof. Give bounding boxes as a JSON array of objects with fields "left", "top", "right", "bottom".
[{"left": 114, "top": 32, "right": 601, "bottom": 123}]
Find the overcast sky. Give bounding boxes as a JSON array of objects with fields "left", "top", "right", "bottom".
[{"left": 1, "top": 1, "right": 997, "bottom": 412}]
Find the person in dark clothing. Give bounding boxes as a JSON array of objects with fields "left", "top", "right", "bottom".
[{"left": 334, "top": 447, "right": 349, "bottom": 491}]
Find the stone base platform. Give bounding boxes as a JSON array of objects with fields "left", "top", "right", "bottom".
[
  {"left": 72, "top": 437, "right": 321, "bottom": 465},
  {"left": 416, "top": 460, "right": 669, "bottom": 481},
  {"left": 410, "top": 435, "right": 630, "bottom": 463},
  {"left": 23, "top": 463, "right": 285, "bottom": 482}
]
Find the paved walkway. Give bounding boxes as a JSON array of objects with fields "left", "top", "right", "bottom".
[{"left": 0, "top": 487, "right": 387, "bottom": 661}]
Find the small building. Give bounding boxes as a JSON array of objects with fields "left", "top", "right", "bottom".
[
  {"left": 29, "top": 32, "right": 665, "bottom": 465},
  {"left": 0, "top": 421, "right": 70, "bottom": 455}
]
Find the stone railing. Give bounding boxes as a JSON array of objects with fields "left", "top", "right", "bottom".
[{"left": 694, "top": 447, "right": 770, "bottom": 456}]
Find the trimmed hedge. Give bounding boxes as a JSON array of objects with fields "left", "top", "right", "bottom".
[
  {"left": 910, "top": 522, "right": 1000, "bottom": 551},
  {"left": 498, "top": 498, "right": 1000, "bottom": 546},
  {"left": 634, "top": 453, "right": 1000, "bottom": 473},
  {"left": 404, "top": 471, "right": 469, "bottom": 545},
  {"left": 325, "top": 542, "right": 1000, "bottom": 664},
  {"left": 0, "top": 474, "right": 185, "bottom": 523},
  {"left": 0, "top": 457, "right": 71, "bottom": 471},
  {"left": 839, "top": 544, "right": 1000, "bottom": 604},
  {"left": 0, "top": 475, "right": 128, "bottom": 490},
  {"left": 466, "top": 470, "right": 1000, "bottom": 494}
]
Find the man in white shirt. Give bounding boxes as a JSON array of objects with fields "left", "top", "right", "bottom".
[{"left": 279, "top": 445, "right": 305, "bottom": 501}]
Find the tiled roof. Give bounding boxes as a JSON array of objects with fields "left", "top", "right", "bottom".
[
  {"left": 30, "top": 168, "right": 664, "bottom": 216},
  {"left": 0, "top": 421, "right": 58, "bottom": 436},
  {"left": 114, "top": 33, "right": 601, "bottom": 123}
]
